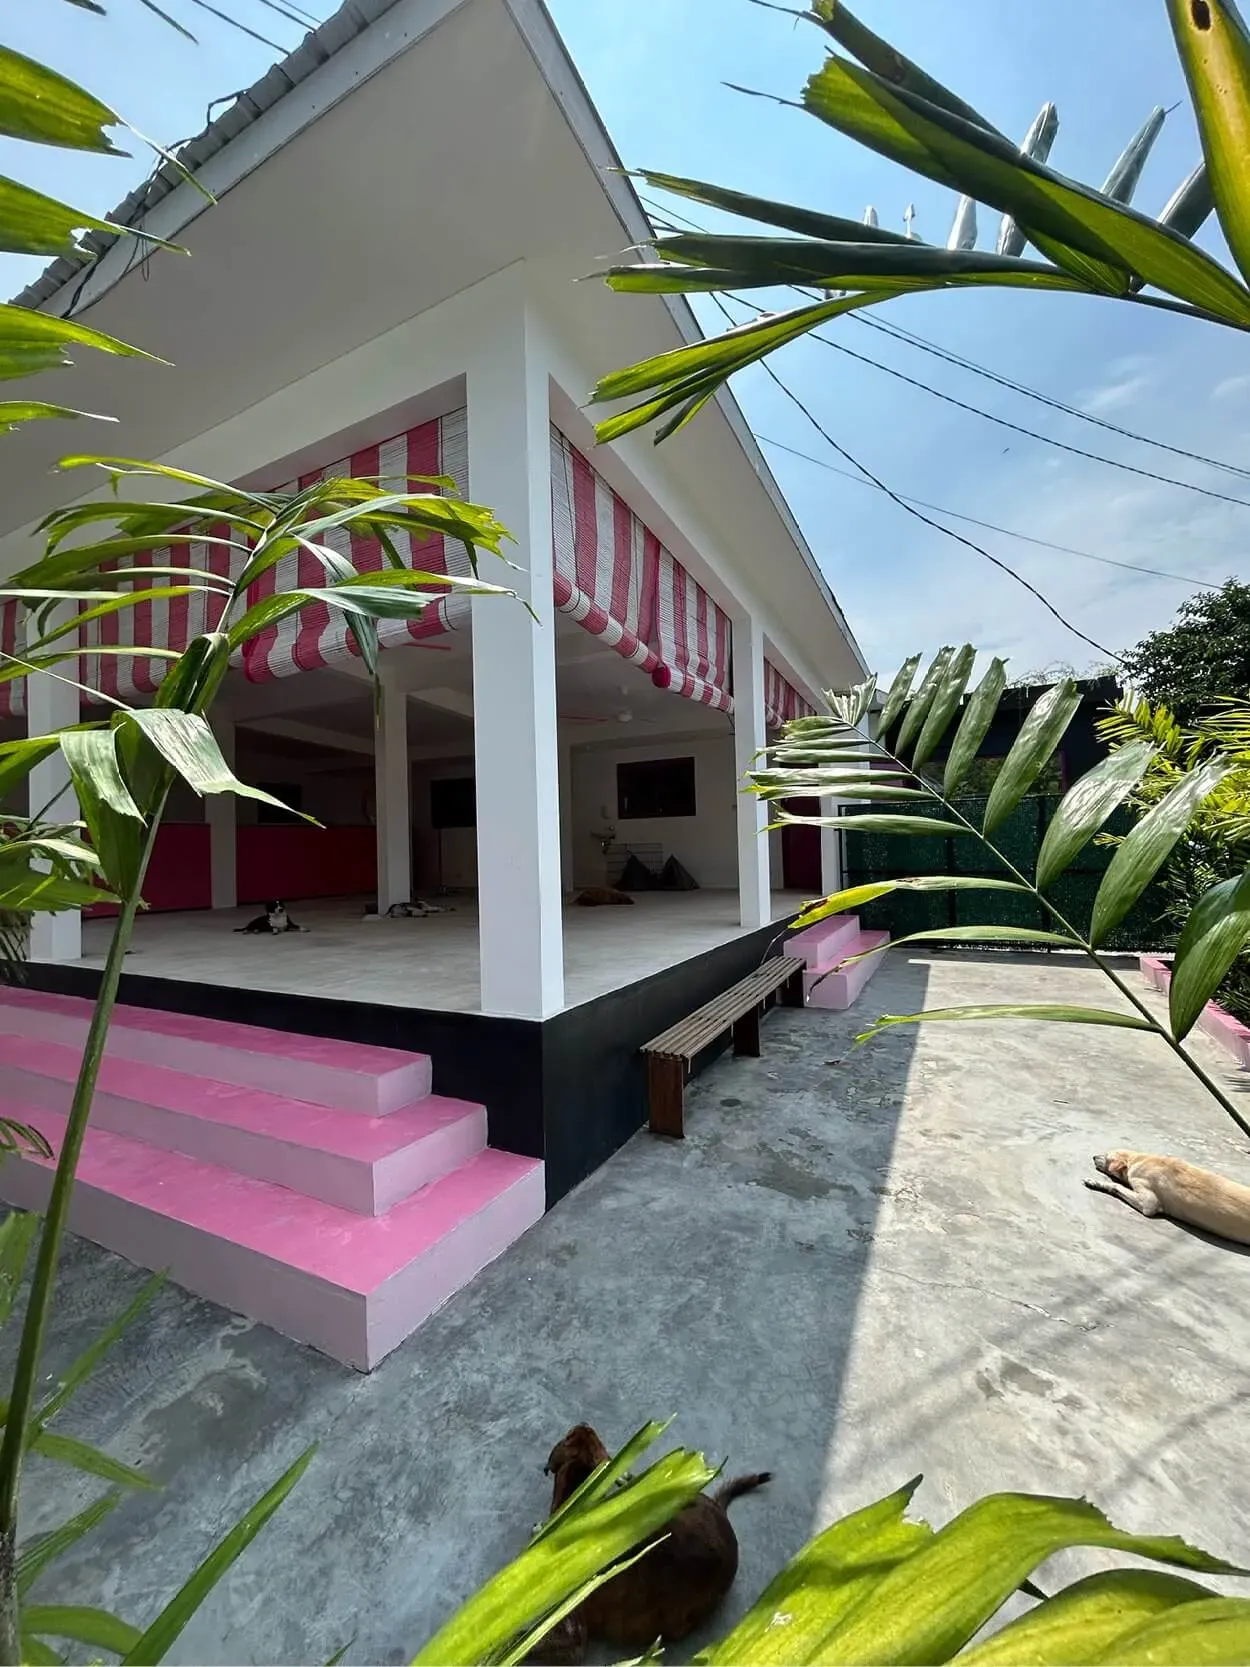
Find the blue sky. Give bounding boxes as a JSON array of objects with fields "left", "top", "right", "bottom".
[{"left": 4, "top": 0, "right": 1248, "bottom": 680}]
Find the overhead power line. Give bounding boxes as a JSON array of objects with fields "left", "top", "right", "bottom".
[
  {"left": 755, "top": 432, "right": 1224, "bottom": 590},
  {"left": 853, "top": 313, "right": 1250, "bottom": 484},
  {"left": 806, "top": 329, "right": 1250, "bottom": 511},
  {"left": 703, "top": 290, "right": 1120, "bottom": 661},
  {"left": 636, "top": 191, "right": 1250, "bottom": 499}
]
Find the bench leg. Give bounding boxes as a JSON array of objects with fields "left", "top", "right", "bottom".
[
  {"left": 648, "top": 1055, "right": 686, "bottom": 1139},
  {"left": 732, "top": 1005, "right": 761, "bottom": 1058},
  {"left": 782, "top": 966, "right": 806, "bottom": 1008}
]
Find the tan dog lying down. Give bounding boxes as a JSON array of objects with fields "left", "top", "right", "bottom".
[{"left": 1086, "top": 1151, "right": 1250, "bottom": 1247}]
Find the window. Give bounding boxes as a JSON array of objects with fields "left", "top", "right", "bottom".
[
  {"left": 256, "top": 783, "right": 304, "bottom": 826},
  {"left": 617, "top": 757, "right": 696, "bottom": 820},
  {"left": 430, "top": 777, "right": 476, "bottom": 829}
]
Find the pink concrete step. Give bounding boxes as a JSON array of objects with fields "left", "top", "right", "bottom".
[
  {"left": 0, "top": 1109, "right": 544, "bottom": 1370},
  {"left": 787, "top": 914, "right": 863, "bottom": 972},
  {"left": 0, "top": 1034, "right": 483, "bottom": 1216},
  {"left": 805, "top": 929, "right": 891, "bottom": 1011},
  {"left": 0, "top": 988, "right": 429, "bottom": 1116},
  {"left": 1141, "top": 955, "right": 1250, "bottom": 1069}
]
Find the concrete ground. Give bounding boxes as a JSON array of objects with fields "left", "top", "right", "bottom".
[
  {"left": 69, "top": 889, "right": 808, "bottom": 1012},
  {"left": 8, "top": 950, "right": 1250, "bottom": 1663}
]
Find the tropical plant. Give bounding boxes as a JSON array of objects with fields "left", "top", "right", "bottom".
[
  {"left": 740, "top": 646, "right": 1250, "bottom": 1144},
  {"left": 0, "top": 1215, "right": 314, "bottom": 1665},
  {"left": 585, "top": 1, "right": 1250, "bottom": 443},
  {"left": 1099, "top": 690, "right": 1250, "bottom": 1024},
  {"left": 418, "top": 1419, "right": 1250, "bottom": 1665},
  {"left": 1120, "top": 580, "right": 1250, "bottom": 725},
  {"left": 0, "top": 11, "right": 516, "bottom": 1659},
  {"left": 0, "top": 460, "right": 512, "bottom": 1661}
]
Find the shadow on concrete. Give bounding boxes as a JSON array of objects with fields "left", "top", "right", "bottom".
[{"left": 0, "top": 959, "right": 933, "bottom": 1664}]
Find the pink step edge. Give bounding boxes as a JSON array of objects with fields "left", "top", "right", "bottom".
[
  {"left": 786, "top": 914, "right": 862, "bottom": 971},
  {"left": 0, "top": 987, "right": 430, "bottom": 1115},
  {"left": 0, "top": 1032, "right": 486, "bottom": 1213},
  {"left": 805, "top": 930, "right": 890, "bottom": 1011},
  {"left": 1140, "top": 955, "right": 1250, "bottom": 1070},
  {"left": 0, "top": 1121, "right": 545, "bottom": 1371}
]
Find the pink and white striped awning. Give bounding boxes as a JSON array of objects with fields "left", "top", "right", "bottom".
[
  {"left": 764, "top": 659, "right": 816, "bottom": 730},
  {"left": 1, "top": 414, "right": 740, "bottom": 723},
  {"left": 550, "top": 427, "right": 733, "bottom": 712},
  {"left": 0, "top": 411, "right": 469, "bottom": 718}
]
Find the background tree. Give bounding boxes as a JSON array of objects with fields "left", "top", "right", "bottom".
[{"left": 1121, "top": 578, "right": 1250, "bottom": 723}]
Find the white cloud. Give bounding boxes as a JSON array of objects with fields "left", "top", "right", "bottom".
[
  {"left": 1079, "top": 373, "right": 1153, "bottom": 416},
  {"left": 1213, "top": 374, "right": 1250, "bottom": 403}
]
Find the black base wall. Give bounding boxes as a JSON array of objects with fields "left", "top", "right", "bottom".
[{"left": 23, "top": 912, "right": 792, "bottom": 1208}]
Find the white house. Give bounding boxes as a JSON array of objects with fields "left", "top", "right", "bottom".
[{"left": 0, "top": 0, "right": 866, "bottom": 1367}]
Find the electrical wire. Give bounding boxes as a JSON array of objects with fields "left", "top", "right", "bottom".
[
  {"left": 636, "top": 191, "right": 1250, "bottom": 499},
  {"left": 179, "top": 0, "right": 286, "bottom": 50},
  {"left": 702, "top": 289, "right": 1121, "bottom": 660},
  {"left": 805, "top": 329, "right": 1250, "bottom": 511},
  {"left": 754, "top": 432, "right": 1224, "bottom": 590},
  {"left": 853, "top": 313, "right": 1250, "bottom": 482}
]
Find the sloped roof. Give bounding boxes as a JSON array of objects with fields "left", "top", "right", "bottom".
[{"left": 15, "top": 0, "right": 410, "bottom": 312}]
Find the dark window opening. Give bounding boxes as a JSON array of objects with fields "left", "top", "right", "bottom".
[
  {"left": 617, "top": 757, "right": 696, "bottom": 820},
  {"left": 431, "top": 777, "right": 476, "bottom": 829},
  {"left": 256, "top": 783, "right": 304, "bottom": 826}
]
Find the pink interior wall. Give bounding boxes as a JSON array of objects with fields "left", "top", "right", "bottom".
[
  {"left": 85, "top": 824, "right": 378, "bottom": 916},
  {"left": 237, "top": 825, "right": 376, "bottom": 904}
]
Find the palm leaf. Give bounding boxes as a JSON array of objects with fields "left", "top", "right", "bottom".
[
  {"left": 789, "top": 875, "right": 1028, "bottom": 931},
  {"left": 120, "top": 1447, "right": 315, "bottom": 1664},
  {"left": 1169, "top": 867, "right": 1250, "bottom": 1040},
  {"left": 982, "top": 681, "right": 1081, "bottom": 834},
  {"left": 801, "top": 53, "right": 1250, "bottom": 322},
  {"left": 958, "top": 1570, "right": 1216, "bottom": 1665},
  {"left": 703, "top": 1478, "right": 934, "bottom": 1664},
  {"left": 856, "top": 1005, "right": 1155, "bottom": 1044},
  {"left": 944, "top": 658, "right": 1008, "bottom": 797},
  {"left": 1168, "top": 0, "right": 1250, "bottom": 285},
  {"left": 1089, "top": 759, "right": 1233, "bottom": 946},
  {"left": 0, "top": 45, "right": 121, "bottom": 153},
  {"left": 1034, "top": 741, "right": 1155, "bottom": 891},
  {"left": 802, "top": 1490, "right": 1244, "bottom": 1663}
]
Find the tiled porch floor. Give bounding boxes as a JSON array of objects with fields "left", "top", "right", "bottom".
[{"left": 66, "top": 890, "right": 808, "bottom": 1012}]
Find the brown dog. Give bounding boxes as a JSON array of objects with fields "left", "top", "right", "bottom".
[
  {"left": 1086, "top": 1151, "right": 1250, "bottom": 1247},
  {"left": 524, "top": 1424, "right": 770, "bottom": 1664},
  {"left": 574, "top": 886, "right": 635, "bottom": 907}
]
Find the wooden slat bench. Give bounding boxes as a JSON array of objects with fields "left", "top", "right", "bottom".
[{"left": 641, "top": 956, "right": 805, "bottom": 1139}]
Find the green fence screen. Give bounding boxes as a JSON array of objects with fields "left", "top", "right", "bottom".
[{"left": 841, "top": 796, "right": 1170, "bottom": 952}]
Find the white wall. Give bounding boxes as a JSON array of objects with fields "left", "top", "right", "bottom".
[{"left": 569, "top": 734, "right": 742, "bottom": 891}]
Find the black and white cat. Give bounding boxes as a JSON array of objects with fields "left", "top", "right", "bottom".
[
  {"left": 235, "top": 900, "right": 308, "bottom": 935},
  {"left": 363, "top": 899, "right": 455, "bottom": 920}
]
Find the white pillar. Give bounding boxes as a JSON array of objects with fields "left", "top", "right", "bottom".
[
  {"left": 820, "top": 803, "right": 843, "bottom": 900},
  {"left": 209, "top": 716, "right": 237, "bottom": 909},
  {"left": 375, "top": 678, "right": 412, "bottom": 911},
  {"left": 558, "top": 738, "right": 575, "bottom": 895},
  {"left": 27, "top": 670, "right": 82, "bottom": 962},
  {"left": 468, "top": 299, "right": 564, "bottom": 1017},
  {"left": 733, "top": 614, "right": 770, "bottom": 930}
]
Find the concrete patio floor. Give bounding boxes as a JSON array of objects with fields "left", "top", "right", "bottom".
[{"left": 8, "top": 950, "right": 1250, "bottom": 1663}]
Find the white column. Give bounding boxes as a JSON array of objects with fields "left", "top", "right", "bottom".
[
  {"left": 820, "top": 804, "right": 843, "bottom": 900},
  {"left": 209, "top": 716, "right": 237, "bottom": 910},
  {"left": 375, "top": 678, "right": 412, "bottom": 911},
  {"left": 558, "top": 737, "right": 575, "bottom": 895},
  {"left": 468, "top": 298, "right": 564, "bottom": 1017},
  {"left": 733, "top": 614, "right": 770, "bottom": 930},
  {"left": 27, "top": 670, "right": 81, "bottom": 962}
]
